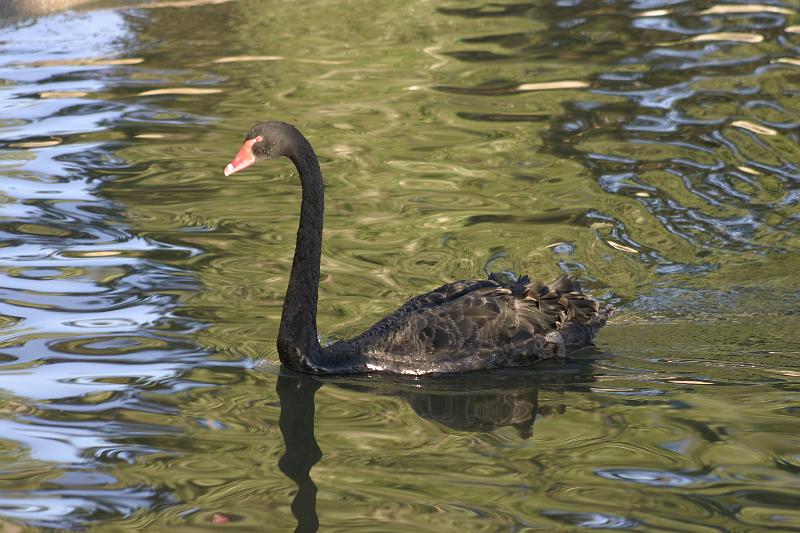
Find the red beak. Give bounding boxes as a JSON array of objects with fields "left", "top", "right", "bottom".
[{"left": 224, "top": 137, "right": 259, "bottom": 176}]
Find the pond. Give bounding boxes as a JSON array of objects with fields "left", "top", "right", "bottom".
[{"left": 0, "top": 0, "right": 798, "bottom": 530}]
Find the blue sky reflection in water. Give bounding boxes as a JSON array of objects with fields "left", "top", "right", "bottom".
[
  {"left": 0, "top": 7, "right": 209, "bottom": 528},
  {"left": 0, "top": 0, "right": 799, "bottom": 530}
]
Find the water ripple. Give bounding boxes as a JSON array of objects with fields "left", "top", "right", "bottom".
[
  {"left": 596, "top": 467, "right": 719, "bottom": 487},
  {"left": 0, "top": 6, "right": 213, "bottom": 528},
  {"left": 0, "top": 0, "right": 798, "bottom": 531}
]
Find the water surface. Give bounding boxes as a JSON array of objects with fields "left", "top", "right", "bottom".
[{"left": 0, "top": 0, "right": 798, "bottom": 530}]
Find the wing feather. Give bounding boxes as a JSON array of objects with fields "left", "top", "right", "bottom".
[{"left": 325, "top": 273, "right": 608, "bottom": 373}]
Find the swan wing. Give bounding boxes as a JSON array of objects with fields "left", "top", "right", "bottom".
[{"left": 327, "top": 275, "right": 606, "bottom": 374}]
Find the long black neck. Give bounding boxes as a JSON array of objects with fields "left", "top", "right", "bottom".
[{"left": 277, "top": 139, "right": 324, "bottom": 370}]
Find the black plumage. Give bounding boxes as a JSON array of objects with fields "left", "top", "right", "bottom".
[{"left": 224, "top": 122, "right": 608, "bottom": 375}]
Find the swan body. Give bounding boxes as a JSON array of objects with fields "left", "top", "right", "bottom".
[{"left": 224, "top": 122, "right": 607, "bottom": 375}]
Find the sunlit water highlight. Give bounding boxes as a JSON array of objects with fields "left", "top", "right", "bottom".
[{"left": 0, "top": 0, "right": 798, "bottom": 530}]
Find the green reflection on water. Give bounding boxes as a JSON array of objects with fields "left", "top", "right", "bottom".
[
  {"left": 111, "top": 0, "right": 799, "bottom": 352},
  {"left": 0, "top": 0, "right": 799, "bottom": 530}
]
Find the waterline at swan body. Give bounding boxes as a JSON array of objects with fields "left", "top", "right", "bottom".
[{"left": 224, "top": 121, "right": 607, "bottom": 375}]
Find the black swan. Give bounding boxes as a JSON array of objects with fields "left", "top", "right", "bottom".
[{"left": 224, "top": 121, "right": 607, "bottom": 374}]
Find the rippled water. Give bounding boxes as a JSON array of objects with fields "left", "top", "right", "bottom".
[{"left": 0, "top": 0, "right": 798, "bottom": 530}]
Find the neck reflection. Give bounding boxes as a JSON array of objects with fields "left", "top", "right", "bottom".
[{"left": 277, "top": 372, "right": 322, "bottom": 533}]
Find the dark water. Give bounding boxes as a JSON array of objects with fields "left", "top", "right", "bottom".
[{"left": 0, "top": 0, "right": 799, "bottom": 530}]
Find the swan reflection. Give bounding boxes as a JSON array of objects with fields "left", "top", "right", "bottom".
[{"left": 276, "top": 363, "right": 593, "bottom": 532}]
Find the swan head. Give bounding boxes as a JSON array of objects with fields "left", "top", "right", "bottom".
[{"left": 224, "top": 121, "right": 305, "bottom": 176}]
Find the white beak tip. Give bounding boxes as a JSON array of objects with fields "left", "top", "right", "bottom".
[{"left": 224, "top": 163, "right": 234, "bottom": 176}]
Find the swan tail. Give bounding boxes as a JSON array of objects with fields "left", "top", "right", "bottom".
[{"left": 516, "top": 273, "right": 609, "bottom": 351}]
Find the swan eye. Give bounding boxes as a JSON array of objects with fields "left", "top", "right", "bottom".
[{"left": 255, "top": 135, "right": 264, "bottom": 143}]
